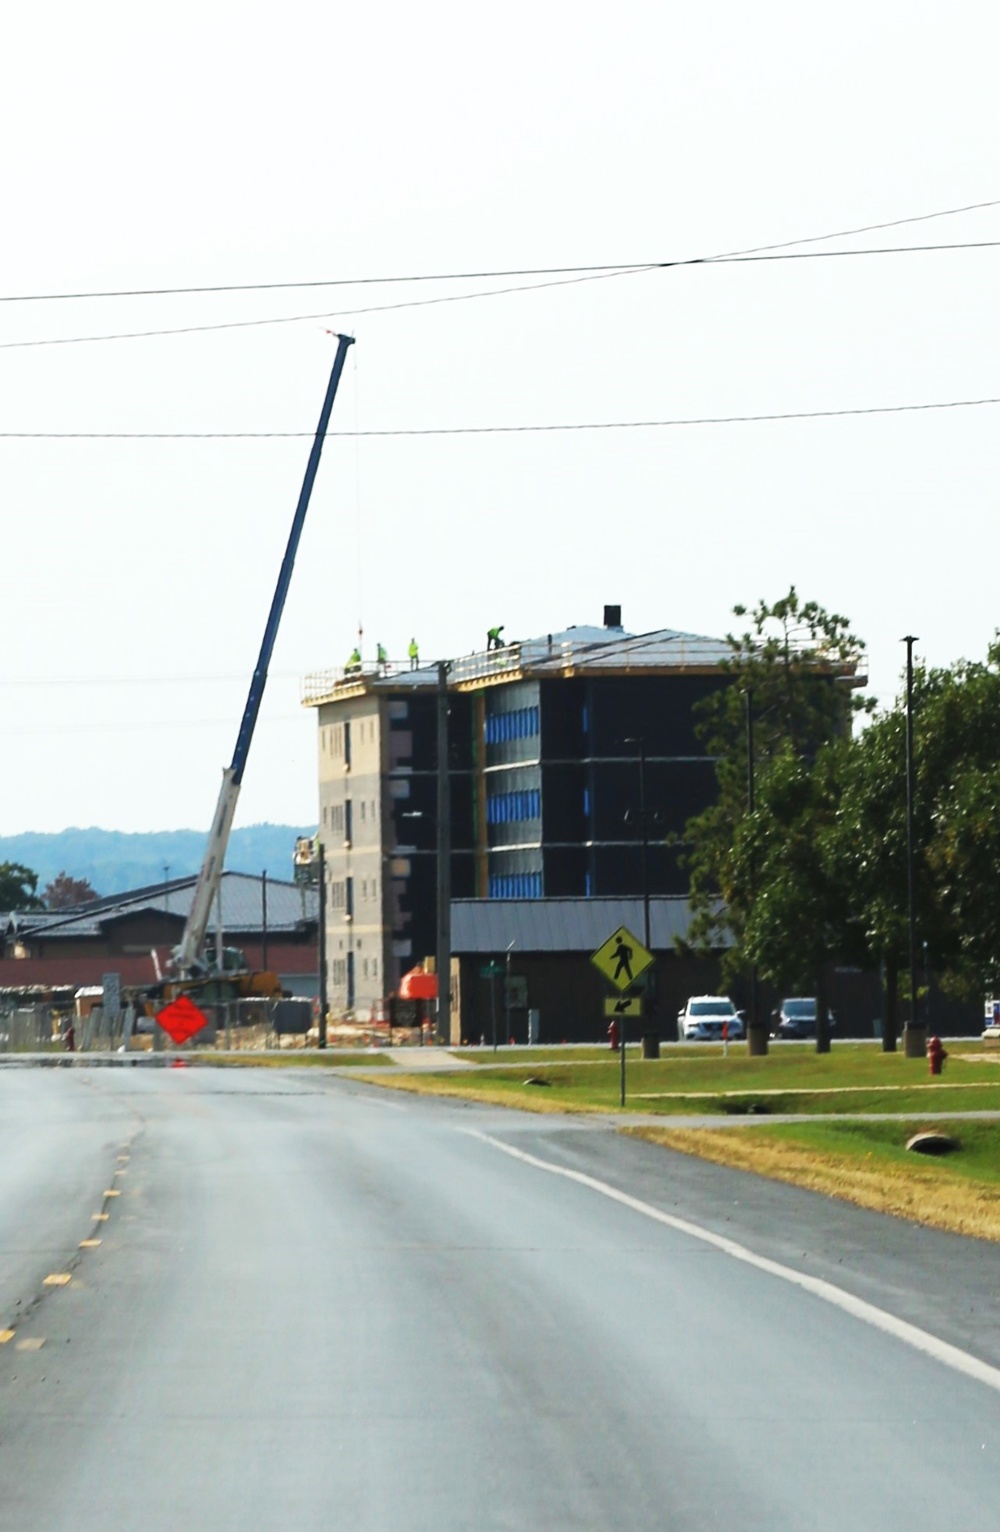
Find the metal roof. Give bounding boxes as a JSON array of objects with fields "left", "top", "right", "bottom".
[
  {"left": 4, "top": 872, "right": 317, "bottom": 940},
  {"left": 450, "top": 897, "right": 710, "bottom": 954},
  {"left": 302, "top": 622, "right": 734, "bottom": 705}
]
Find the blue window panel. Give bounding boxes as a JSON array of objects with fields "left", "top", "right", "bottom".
[
  {"left": 583, "top": 787, "right": 590, "bottom": 816},
  {"left": 585, "top": 870, "right": 592, "bottom": 896},
  {"left": 582, "top": 704, "right": 589, "bottom": 734},
  {"left": 531, "top": 706, "right": 540, "bottom": 735}
]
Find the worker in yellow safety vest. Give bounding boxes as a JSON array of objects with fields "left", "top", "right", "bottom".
[{"left": 408, "top": 637, "right": 419, "bottom": 668}]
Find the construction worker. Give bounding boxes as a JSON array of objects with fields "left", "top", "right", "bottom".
[
  {"left": 346, "top": 646, "right": 361, "bottom": 674},
  {"left": 376, "top": 642, "right": 388, "bottom": 672},
  {"left": 408, "top": 637, "right": 419, "bottom": 669},
  {"left": 487, "top": 625, "right": 505, "bottom": 651}
]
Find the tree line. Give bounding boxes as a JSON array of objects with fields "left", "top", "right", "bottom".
[{"left": 681, "top": 588, "right": 998, "bottom": 1051}]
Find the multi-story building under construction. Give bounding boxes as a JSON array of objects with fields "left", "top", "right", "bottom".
[{"left": 302, "top": 607, "right": 735, "bottom": 1017}]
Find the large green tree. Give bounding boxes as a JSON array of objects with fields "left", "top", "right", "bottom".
[
  {"left": 0, "top": 861, "right": 44, "bottom": 910},
  {"left": 680, "top": 587, "right": 869, "bottom": 1035}
]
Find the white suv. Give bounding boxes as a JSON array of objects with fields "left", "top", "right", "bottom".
[{"left": 678, "top": 996, "right": 745, "bottom": 1041}]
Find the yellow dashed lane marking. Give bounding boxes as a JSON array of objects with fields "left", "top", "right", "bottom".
[
  {"left": 79, "top": 1239, "right": 101, "bottom": 1248},
  {"left": 104, "top": 1190, "right": 121, "bottom": 1198},
  {"left": 43, "top": 1274, "right": 72, "bottom": 1287},
  {"left": 0, "top": 1331, "right": 14, "bottom": 1344},
  {"left": 16, "top": 1338, "right": 45, "bottom": 1351},
  {"left": 113, "top": 1169, "right": 127, "bottom": 1177},
  {"left": 91, "top": 1214, "right": 109, "bottom": 1222}
]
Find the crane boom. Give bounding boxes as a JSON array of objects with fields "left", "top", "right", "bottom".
[{"left": 174, "top": 332, "right": 355, "bottom": 975}]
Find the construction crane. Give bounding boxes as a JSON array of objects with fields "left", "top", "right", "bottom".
[{"left": 170, "top": 332, "right": 355, "bottom": 984}]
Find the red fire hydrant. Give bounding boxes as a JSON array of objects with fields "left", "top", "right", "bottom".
[
  {"left": 608, "top": 1018, "right": 620, "bottom": 1052},
  {"left": 927, "top": 1035, "right": 947, "bottom": 1076}
]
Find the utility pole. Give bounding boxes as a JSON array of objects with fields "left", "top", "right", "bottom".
[
  {"left": 902, "top": 635, "right": 924, "bottom": 1058},
  {"left": 743, "top": 691, "right": 768, "bottom": 1055},
  {"left": 625, "top": 736, "right": 660, "bottom": 1057},
  {"left": 436, "top": 661, "right": 452, "bottom": 1046},
  {"left": 261, "top": 869, "right": 269, "bottom": 973},
  {"left": 505, "top": 940, "right": 515, "bottom": 1045},
  {"left": 317, "top": 839, "right": 328, "bottom": 1049}
]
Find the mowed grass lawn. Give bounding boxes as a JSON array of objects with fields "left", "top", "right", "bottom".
[{"left": 370, "top": 1042, "right": 1000, "bottom": 1117}]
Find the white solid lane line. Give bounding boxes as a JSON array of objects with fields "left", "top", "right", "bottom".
[{"left": 469, "top": 1128, "right": 1000, "bottom": 1396}]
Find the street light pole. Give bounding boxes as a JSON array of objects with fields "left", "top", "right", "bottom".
[
  {"left": 624, "top": 735, "right": 659, "bottom": 1058},
  {"left": 436, "top": 661, "right": 452, "bottom": 1046},
  {"left": 902, "top": 635, "right": 924, "bottom": 1058},
  {"left": 505, "top": 940, "right": 515, "bottom": 1045},
  {"left": 317, "top": 840, "right": 328, "bottom": 1049}
]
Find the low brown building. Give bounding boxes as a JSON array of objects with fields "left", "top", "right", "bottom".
[{"left": 1, "top": 872, "right": 319, "bottom": 997}]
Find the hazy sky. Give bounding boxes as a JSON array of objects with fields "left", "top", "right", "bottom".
[{"left": 2, "top": 0, "right": 998, "bottom": 838}]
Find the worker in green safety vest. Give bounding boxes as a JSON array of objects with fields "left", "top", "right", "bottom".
[
  {"left": 377, "top": 642, "right": 388, "bottom": 672},
  {"left": 408, "top": 637, "right": 419, "bottom": 669},
  {"left": 346, "top": 646, "right": 361, "bottom": 673},
  {"left": 487, "top": 625, "right": 505, "bottom": 651}
]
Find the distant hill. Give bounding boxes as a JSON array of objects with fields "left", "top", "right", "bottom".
[{"left": 0, "top": 825, "right": 314, "bottom": 898}]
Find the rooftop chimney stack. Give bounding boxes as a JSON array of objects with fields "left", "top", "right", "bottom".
[{"left": 604, "top": 605, "right": 622, "bottom": 630}]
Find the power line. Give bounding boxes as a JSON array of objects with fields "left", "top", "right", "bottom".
[
  {"left": 2, "top": 196, "right": 997, "bottom": 305},
  {"left": 3, "top": 239, "right": 1000, "bottom": 353},
  {"left": 2, "top": 393, "right": 999, "bottom": 439}
]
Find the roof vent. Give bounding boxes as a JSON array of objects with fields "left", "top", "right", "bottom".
[{"left": 603, "top": 604, "right": 622, "bottom": 629}]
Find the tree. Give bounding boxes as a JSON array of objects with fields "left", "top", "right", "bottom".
[
  {"left": 43, "top": 871, "right": 100, "bottom": 910},
  {"left": 917, "top": 642, "right": 1000, "bottom": 1001},
  {"left": 0, "top": 861, "right": 44, "bottom": 910},
  {"left": 680, "top": 587, "right": 869, "bottom": 1028},
  {"left": 731, "top": 739, "right": 851, "bottom": 1050}
]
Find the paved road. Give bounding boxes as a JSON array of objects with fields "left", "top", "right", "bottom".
[{"left": 0, "top": 1065, "right": 997, "bottom": 1530}]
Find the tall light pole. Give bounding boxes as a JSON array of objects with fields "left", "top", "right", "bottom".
[
  {"left": 902, "top": 635, "right": 924, "bottom": 1058},
  {"left": 436, "top": 661, "right": 452, "bottom": 1046},
  {"left": 743, "top": 690, "right": 764, "bottom": 1053},
  {"left": 317, "top": 840, "right": 328, "bottom": 1049},
  {"left": 624, "top": 736, "right": 660, "bottom": 1058}
]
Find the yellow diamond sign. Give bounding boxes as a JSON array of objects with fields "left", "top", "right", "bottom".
[{"left": 590, "top": 925, "right": 654, "bottom": 993}]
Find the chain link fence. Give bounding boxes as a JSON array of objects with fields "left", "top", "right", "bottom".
[{"left": 0, "top": 995, "right": 439, "bottom": 1055}]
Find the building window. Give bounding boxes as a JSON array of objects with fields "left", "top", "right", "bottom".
[
  {"left": 488, "top": 871, "right": 543, "bottom": 899},
  {"left": 344, "top": 800, "right": 353, "bottom": 842},
  {"left": 345, "top": 877, "right": 354, "bottom": 918},
  {"left": 485, "top": 705, "right": 540, "bottom": 745},
  {"left": 486, "top": 788, "right": 541, "bottom": 824},
  {"left": 360, "top": 800, "right": 367, "bottom": 822}
]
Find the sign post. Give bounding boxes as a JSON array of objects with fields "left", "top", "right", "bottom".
[{"left": 590, "top": 925, "right": 654, "bottom": 1106}]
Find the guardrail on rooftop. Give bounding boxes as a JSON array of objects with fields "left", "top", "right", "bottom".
[{"left": 302, "top": 638, "right": 869, "bottom": 701}]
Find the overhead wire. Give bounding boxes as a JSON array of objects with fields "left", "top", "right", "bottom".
[
  {"left": 0, "top": 195, "right": 997, "bottom": 305},
  {"left": 2, "top": 394, "right": 1000, "bottom": 438},
  {"left": 3, "top": 239, "right": 1000, "bottom": 352}
]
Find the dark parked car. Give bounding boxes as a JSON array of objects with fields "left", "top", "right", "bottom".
[{"left": 771, "top": 998, "right": 834, "bottom": 1039}]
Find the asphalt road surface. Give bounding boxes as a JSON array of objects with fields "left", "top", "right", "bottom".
[{"left": 1, "top": 1064, "right": 998, "bottom": 1530}]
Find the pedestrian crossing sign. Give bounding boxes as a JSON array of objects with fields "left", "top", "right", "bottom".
[{"left": 590, "top": 925, "right": 654, "bottom": 993}]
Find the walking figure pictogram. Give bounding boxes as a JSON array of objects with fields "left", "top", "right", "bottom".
[{"left": 612, "top": 934, "right": 634, "bottom": 984}]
